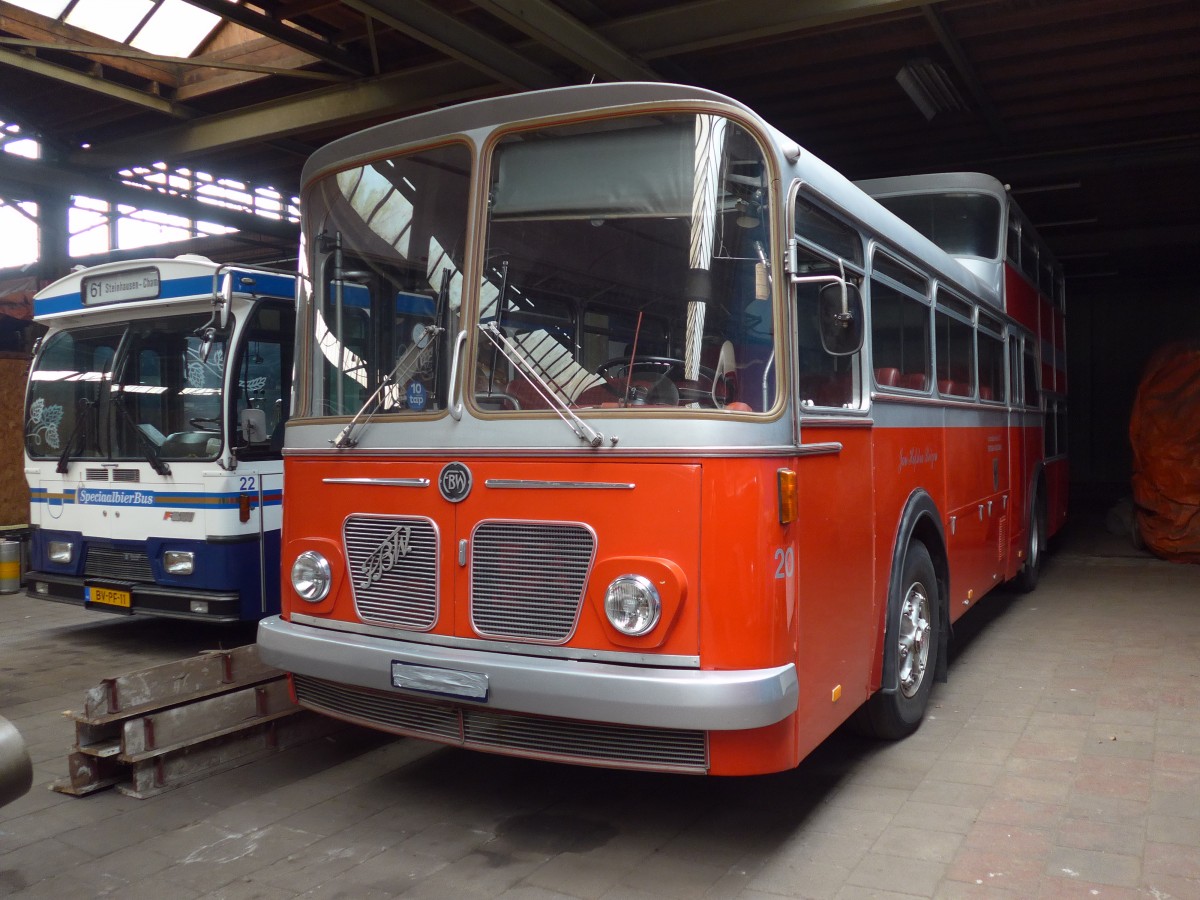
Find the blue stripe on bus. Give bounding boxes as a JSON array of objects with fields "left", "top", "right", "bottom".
[
  {"left": 30, "top": 487, "right": 283, "bottom": 509},
  {"left": 34, "top": 273, "right": 294, "bottom": 316}
]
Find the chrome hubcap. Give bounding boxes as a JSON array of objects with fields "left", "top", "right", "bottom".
[{"left": 897, "top": 582, "right": 932, "bottom": 698}]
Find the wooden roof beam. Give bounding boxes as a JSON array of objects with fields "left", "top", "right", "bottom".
[
  {"left": 180, "top": 0, "right": 368, "bottom": 76},
  {"left": 343, "top": 0, "right": 562, "bottom": 90},
  {"left": 469, "top": 0, "right": 660, "bottom": 82}
]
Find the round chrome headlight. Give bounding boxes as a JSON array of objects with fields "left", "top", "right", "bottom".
[
  {"left": 604, "top": 574, "right": 661, "bottom": 636},
  {"left": 291, "top": 551, "right": 331, "bottom": 602}
]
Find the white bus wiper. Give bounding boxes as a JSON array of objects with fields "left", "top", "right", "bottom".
[
  {"left": 332, "top": 326, "right": 444, "bottom": 449},
  {"left": 55, "top": 397, "right": 93, "bottom": 474},
  {"left": 111, "top": 391, "right": 171, "bottom": 476},
  {"left": 478, "top": 323, "right": 615, "bottom": 449}
]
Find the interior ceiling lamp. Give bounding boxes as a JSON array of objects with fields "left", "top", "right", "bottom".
[{"left": 896, "top": 58, "right": 969, "bottom": 120}]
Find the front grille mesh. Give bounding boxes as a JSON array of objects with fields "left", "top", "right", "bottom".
[
  {"left": 83, "top": 468, "right": 140, "bottom": 482},
  {"left": 344, "top": 516, "right": 438, "bottom": 629},
  {"left": 85, "top": 547, "right": 153, "bottom": 582},
  {"left": 293, "top": 675, "right": 708, "bottom": 773},
  {"left": 470, "top": 522, "right": 594, "bottom": 642}
]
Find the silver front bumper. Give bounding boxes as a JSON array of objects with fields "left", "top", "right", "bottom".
[{"left": 257, "top": 615, "right": 798, "bottom": 731}]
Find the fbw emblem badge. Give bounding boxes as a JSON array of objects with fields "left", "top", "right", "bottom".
[{"left": 439, "top": 462, "right": 472, "bottom": 503}]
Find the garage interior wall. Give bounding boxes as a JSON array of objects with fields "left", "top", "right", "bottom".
[{"left": 1068, "top": 271, "right": 1200, "bottom": 512}]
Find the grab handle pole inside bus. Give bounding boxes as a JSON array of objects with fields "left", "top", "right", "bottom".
[{"left": 448, "top": 330, "right": 468, "bottom": 420}]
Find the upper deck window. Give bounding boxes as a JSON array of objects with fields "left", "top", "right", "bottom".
[{"left": 876, "top": 192, "right": 1002, "bottom": 260}]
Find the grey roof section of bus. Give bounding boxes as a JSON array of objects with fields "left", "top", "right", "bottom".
[{"left": 301, "top": 82, "right": 761, "bottom": 188}]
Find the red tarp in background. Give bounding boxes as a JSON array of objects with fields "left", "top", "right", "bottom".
[{"left": 1130, "top": 341, "right": 1200, "bottom": 562}]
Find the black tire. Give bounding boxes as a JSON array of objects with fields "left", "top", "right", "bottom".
[
  {"left": 857, "top": 541, "right": 939, "bottom": 740},
  {"left": 1012, "top": 493, "right": 1044, "bottom": 594}
]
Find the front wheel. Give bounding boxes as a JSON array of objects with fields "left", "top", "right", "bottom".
[{"left": 856, "top": 540, "right": 940, "bottom": 740}]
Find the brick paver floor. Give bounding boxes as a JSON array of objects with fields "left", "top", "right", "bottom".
[{"left": 1, "top": 514, "right": 1197, "bottom": 899}]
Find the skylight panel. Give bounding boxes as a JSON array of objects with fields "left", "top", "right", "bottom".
[
  {"left": 65, "top": 0, "right": 154, "bottom": 44},
  {"left": 4, "top": 0, "right": 72, "bottom": 17},
  {"left": 131, "top": 0, "right": 222, "bottom": 58}
]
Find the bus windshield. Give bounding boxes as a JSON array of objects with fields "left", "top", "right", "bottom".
[
  {"left": 477, "top": 114, "right": 774, "bottom": 413},
  {"left": 26, "top": 313, "right": 227, "bottom": 464},
  {"left": 303, "top": 113, "right": 777, "bottom": 419}
]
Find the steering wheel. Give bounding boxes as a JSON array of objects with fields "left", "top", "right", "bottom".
[{"left": 594, "top": 357, "right": 698, "bottom": 406}]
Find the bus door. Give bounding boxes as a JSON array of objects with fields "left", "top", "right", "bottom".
[
  {"left": 789, "top": 205, "right": 877, "bottom": 733},
  {"left": 1005, "top": 333, "right": 1030, "bottom": 580},
  {"left": 978, "top": 312, "right": 1010, "bottom": 590},
  {"left": 222, "top": 300, "right": 294, "bottom": 617},
  {"left": 934, "top": 291, "right": 1001, "bottom": 608}
]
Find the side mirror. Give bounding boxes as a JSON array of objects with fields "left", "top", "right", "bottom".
[
  {"left": 240, "top": 408, "right": 268, "bottom": 443},
  {"left": 219, "top": 272, "right": 233, "bottom": 329},
  {"left": 818, "top": 281, "right": 864, "bottom": 356},
  {"left": 198, "top": 326, "right": 217, "bottom": 363}
]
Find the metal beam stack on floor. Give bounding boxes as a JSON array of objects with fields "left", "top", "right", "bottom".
[
  {"left": 0, "top": 514, "right": 1198, "bottom": 898},
  {"left": 54, "top": 645, "right": 338, "bottom": 799}
]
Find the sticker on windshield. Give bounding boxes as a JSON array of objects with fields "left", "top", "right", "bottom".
[{"left": 406, "top": 381, "right": 428, "bottom": 411}]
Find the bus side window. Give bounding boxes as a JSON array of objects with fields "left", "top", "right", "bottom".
[
  {"left": 1023, "top": 342, "right": 1041, "bottom": 410},
  {"left": 793, "top": 197, "right": 864, "bottom": 410},
  {"left": 934, "top": 290, "right": 975, "bottom": 398},
  {"left": 794, "top": 245, "right": 860, "bottom": 409},
  {"left": 978, "top": 329, "right": 1005, "bottom": 402},
  {"left": 234, "top": 303, "right": 295, "bottom": 455},
  {"left": 870, "top": 279, "right": 930, "bottom": 393}
]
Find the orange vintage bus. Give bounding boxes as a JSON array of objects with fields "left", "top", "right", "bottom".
[{"left": 257, "top": 83, "right": 1066, "bottom": 775}]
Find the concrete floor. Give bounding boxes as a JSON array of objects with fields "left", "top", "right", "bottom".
[{"left": 1, "top": 513, "right": 1198, "bottom": 899}]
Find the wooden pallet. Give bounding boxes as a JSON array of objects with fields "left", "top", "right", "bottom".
[{"left": 53, "top": 644, "right": 339, "bottom": 798}]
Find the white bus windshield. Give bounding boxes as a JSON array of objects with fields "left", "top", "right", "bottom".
[{"left": 27, "top": 313, "right": 227, "bottom": 465}]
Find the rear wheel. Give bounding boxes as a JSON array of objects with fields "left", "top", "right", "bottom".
[
  {"left": 1012, "top": 493, "right": 1044, "bottom": 593},
  {"left": 857, "top": 541, "right": 939, "bottom": 739}
]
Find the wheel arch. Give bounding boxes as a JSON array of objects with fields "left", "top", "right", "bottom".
[{"left": 879, "top": 489, "right": 950, "bottom": 694}]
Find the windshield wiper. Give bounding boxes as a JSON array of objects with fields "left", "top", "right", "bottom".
[
  {"left": 55, "top": 397, "right": 93, "bottom": 474},
  {"left": 111, "top": 391, "right": 171, "bottom": 476},
  {"left": 331, "top": 325, "right": 444, "bottom": 449},
  {"left": 478, "top": 323, "right": 615, "bottom": 449}
]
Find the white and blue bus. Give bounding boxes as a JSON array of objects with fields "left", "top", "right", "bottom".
[{"left": 23, "top": 256, "right": 296, "bottom": 622}]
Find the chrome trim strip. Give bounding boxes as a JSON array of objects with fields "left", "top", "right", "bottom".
[
  {"left": 289, "top": 611, "right": 699, "bottom": 667},
  {"left": 290, "top": 445, "right": 828, "bottom": 459},
  {"left": 290, "top": 448, "right": 835, "bottom": 460},
  {"left": 259, "top": 615, "right": 797, "bottom": 731},
  {"left": 793, "top": 441, "right": 843, "bottom": 456},
  {"left": 322, "top": 477, "right": 431, "bottom": 487},
  {"left": 485, "top": 479, "right": 635, "bottom": 490}
]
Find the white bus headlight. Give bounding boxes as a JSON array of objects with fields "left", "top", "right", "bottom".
[
  {"left": 291, "top": 551, "right": 331, "bottom": 602},
  {"left": 604, "top": 574, "right": 661, "bottom": 636},
  {"left": 163, "top": 550, "right": 195, "bottom": 575},
  {"left": 48, "top": 540, "right": 74, "bottom": 564}
]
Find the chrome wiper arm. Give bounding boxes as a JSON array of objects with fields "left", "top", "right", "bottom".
[
  {"left": 55, "top": 397, "right": 92, "bottom": 474},
  {"left": 478, "top": 323, "right": 613, "bottom": 449},
  {"left": 332, "top": 326, "right": 444, "bottom": 449}
]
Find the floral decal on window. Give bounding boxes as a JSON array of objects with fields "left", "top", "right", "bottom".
[
  {"left": 28, "top": 398, "right": 64, "bottom": 450},
  {"left": 187, "top": 346, "right": 224, "bottom": 388}
]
